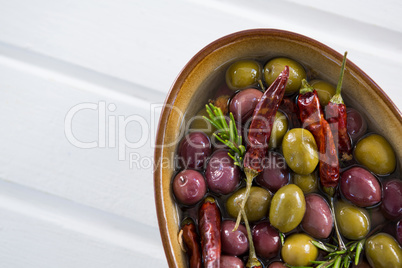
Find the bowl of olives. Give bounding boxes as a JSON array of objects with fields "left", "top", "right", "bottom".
[{"left": 154, "top": 29, "right": 402, "bottom": 268}]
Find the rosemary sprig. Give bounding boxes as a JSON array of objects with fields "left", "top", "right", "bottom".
[{"left": 203, "top": 103, "right": 246, "bottom": 167}]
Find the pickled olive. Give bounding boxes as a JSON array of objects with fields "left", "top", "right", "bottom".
[
  {"left": 269, "top": 184, "right": 306, "bottom": 233},
  {"left": 226, "top": 60, "right": 262, "bottom": 90},
  {"left": 354, "top": 134, "right": 396, "bottom": 175},
  {"left": 263, "top": 57, "right": 306, "bottom": 94},
  {"left": 292, "top": 172, "right": 318, "bottom": 194},
  {"left": 381, "top": 179, "right": 402, "bottom": 220},
  {"left": 282, "top": 128, "right": 319, "bottom": 175},
  {"left": 189, "top": 107, "right": 217, "bottom": 137},
  {"left": 221, "top": 220, "right": 249, "bottom": 256},
  {"left": 172, "top": 169, "right": 207, "bottom": 206},
  {"left": 335, "top": 201, "right": 370, "bottom": 240},
  {"left": 397, "top": 220, "right": 402, "bottom": 245},
  {"left": 178, "top": 132, "right": 212, "bottom": 170},
  {"left": 301, "top": 193, "right": 333, "bottom": 239},
  {"left": 281, "top": 233, "right": 318, "bottom": 267},
  {"left": 205, "top": 149, "right": 241, "bottom": 195},
  {"left": 229, "top": 88, "right": 263, "bottom": 123},
  {"left": 310, "top": 79, "right": 336, "bottom": 107},
  {"left": 340, "top": 167, "right": 381, "bottom": 207},
  {"left": 252, "top": 222, "right": 280, "bottom": 259},
  {"left": 220, "top": 255, "right": 244, "bottom": 268},
  {"left": 346, "top": 108, "right": 367, "bottom": 143},
  {"left": 255, "top": 152, "right": 290, "bottom": 192},
  {"left": 226, "top": 186, "right": 271, "bottom": 222},
  {"left": 365, "top": 233, "right": 402, "bottom": 268},
  {"left": 267, "top": 262, "right": 287, "bottom": 268},
  {"left": 268, "top": 111, "right": 289, "bottom": 148}
]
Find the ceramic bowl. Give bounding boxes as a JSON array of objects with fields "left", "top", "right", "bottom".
[{"left": 154, "top": 29, "right": 402, "bottom": 267}]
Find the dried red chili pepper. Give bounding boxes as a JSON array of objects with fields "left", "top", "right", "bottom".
[
  {"left": 198, "top": 197, "right": 221, "bottom": 268},
  {"left": 297, "top": 79, "right": 339, "bottom": 196},
  {"left": 280, "top": 97, "right": 301, "bottom": 128},
  {"left": 234, "top": 66, "right": 289, "bottom": 230},
  {"left": 180, "top": 218, "right": 201, "bottom": 268},
  {"left": 326, "top": 52, "right": 352, "bottom": 161}
]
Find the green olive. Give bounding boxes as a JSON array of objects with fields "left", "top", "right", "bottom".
[
  {"left": 335, "top": 201, "right": 370, "bottom": 240},
  {"left": 263, "top": 57, "right": 306, "bottom": 95},
  {"left": 310, "top": 80, "right": 336, "bottom": 107},
  {"left": 225, "top": 60, "right": 262, "bottom": 90},
  {"left": 354, "top": 134, "right": 396, "bottom": 175},
  {"left": 292, "top": 171, "right": 318, "bottom": 194},
  {"left": 282, "top": 128, "right": 319, "bottom": 175},
  {"left": 226, "top": 186, "right": 271, "bottom": 222},
  {"left": 269, "top": 184, "right": 306, "bottom": 233},
  {"left": 189, "top": 107, "right": 216, "bottom": 136},
  {"left": 281, "top": 233, "right": 318, "bottom": 266},
  {"left": 365, "top": 233, "right": 402, "bottom": 268},
  {"left": 269, "top": 111, "right": 289, "bottom": 148}
]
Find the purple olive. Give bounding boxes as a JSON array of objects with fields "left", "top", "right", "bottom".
[
  {"left": 256, "top": 152, "right": 290, "bottom": 192},
  {"left": 205, "top": 149, "right": 241, "bottom": 195},
  {"left": 229, "top": 88, "right": 262, "bottom": 124},
  {"left": 252, "top": 222, "right": 280, "bottom": 259},
  {"left": 340, "top": 167, "right": 382, "bottom": 207},
  {"left": 178, "top": 132, "right": 211, "bottom": 170},
  {"left": 221, "top": 220, "right": 249, "bottom": 256},
  {"left": 397, "top": 220, "right": 402, "bottom": 245},
  {"left": 268, "top": 262, "right": 287, "bottom": 268},
  {"left": 347, "top": 108, "right": 367, "bottom": 143},
  {"left": 381, "top": 179, "right": 402, "bottom": 220},
  {"left": 301, "top": 193, "right": 333, "bottom": 239},
  {"left": 220, "top": 255, "right": 244, "bottom": 268},
  {"left": 172, "top": 169, "right": 206, "bottom": 206}
]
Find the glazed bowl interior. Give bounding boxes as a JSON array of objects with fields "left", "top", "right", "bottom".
[{"left": 154, "top": 29, "right": 402, "bottom": 267}]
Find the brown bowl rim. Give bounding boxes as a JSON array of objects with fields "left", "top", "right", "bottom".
[{"left": 153, "top": 28, "right": 402, "bottom": 267}]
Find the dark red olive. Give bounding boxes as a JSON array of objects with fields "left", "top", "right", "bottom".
[
  {"left": 346, "top": 108, "right": 367, "bottom": 143},
  {"left": 172, "top": 169, "right": 207, "bottom": 206},
  {"left": 340, "top": 167, "right": 381, "bottom": 207},
  {"left": 397, "top": 220, "right": 402, "bottom": 245},
  {"left": 252, "top": 222, "right": 280, "bottom": 259},
  {"left": 268, "top": 262, "right": 287, "bottom": 268},
  {"left": 205, "top": 149, "right": 241, "bottom": 195},
  {"left": 221, "top": 220, "right": 249, "bottom": 256},
  {"left": 178, "top": 132, "right": 211, "bottom": 170},
  {"left": 381, "top": 179, "right": 402, "bottom": 220},
  {"left": 301, "top": 193, "right": 333, "bottom": 239},
  {"left": 229, "top": 88, "right": 262, "bottom": 124},
  {"left": 220, "top": 255, "right": 244, "bottom": 268},
  {"left": 256, "top": 152, "right": 290, "bottom": 192}
]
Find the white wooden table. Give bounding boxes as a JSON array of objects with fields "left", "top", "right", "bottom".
[{"left": 0, "top": 0, "right": 401, "bottom": 267}]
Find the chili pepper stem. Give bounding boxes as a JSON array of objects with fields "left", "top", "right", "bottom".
[
  {"left": 233, "top": 168, "right": 259, "bottom": 231},
  {"left": 300, "top": 79, "right": 315, "bottom": 94},
  {"left": 330, "top": 196, "right": 346, "bottom": 251},
  {"left": 330, "top": 52, "right": 348, "bottom": 105},
  {"left": 240, "top": 205, "right": 262, "bottom": 268}
]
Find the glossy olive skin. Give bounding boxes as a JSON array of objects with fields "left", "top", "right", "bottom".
[
  {"left": 268, "top": 111, "right": 289, "bottom": 148},
  {"left": 229, "top": 88, "right": 262, "bottom": 124},
  {"left": 292, "top": 172, "right": 318, "bottom": 194},
  {"left": 190, "top": 107, "right": 216, "bottom": 136},
  {"left": 354, "top": 134, "right": 396, "bottom": 175},
  {"left": 340, "top": 167, "right": 381, "bottom": 207},
  {"left": 178, "top": 132, "right": 211, "bottom": 170},
  {"left": 281, "top": 233, "right": 318, "bottom": 267},
  {"left": 310, "top": 79, "right": 336, "bottom": 107},
  {"left": 252, "top": 222, "right": 280, "bottom": 259},
  {"left": 381, "top": 179, "right": 402, "bottom": 220},
  {"left": 264, "top": 57, "right": 306, "bottom": 95},
  {"left": 282, "top": 128, "right": 319, "bottom": 175},
  {"left": 256, "top": 152, "right": 290, "bottom": 192},
  {"left": 220, "top": 255, "right": 244, "bottom": 268},
  {"left": 221, "top": 220, "right": 249, "bottom": 256},
  {"left": 267, "top": 262, "right": 287, "bottom": 268},
  {"left": 172, "top": 169, "right": 207, "bottom": 206},
  {"left": 269, "top": 184, "right": 306, "bottom": 233},
  {"left": 301, "top": 193, "right": 333, "bottom": 239},
  {"left": 226, "top": 186, "right": 271, "bottom": 222},
  {"left": 365, "top": 233, "right": 402, "bottom": 268},
  {"left": 346, "top": 108, "right": 367, "bottom": 143},
  {"left": 335, "top": 201, "right": 370, "bottom": 240},
  {"left": 226, "top": 60, "right": 262, "bottom": 90},
  {"left": 205, "top": 149, "right": 240, "bottom": 195}
]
